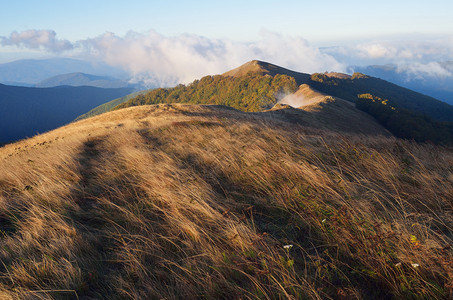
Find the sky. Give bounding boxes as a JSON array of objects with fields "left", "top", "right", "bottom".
[
  {"left": 2, "top": 0, "right": 453, "bottom": 43},
  {"left": 1, "top": 0, "right": 453, "bottom": 85}
]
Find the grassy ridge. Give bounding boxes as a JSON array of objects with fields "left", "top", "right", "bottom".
[{"left": 0, "top": 104, "right": 452, "bottom": 299}]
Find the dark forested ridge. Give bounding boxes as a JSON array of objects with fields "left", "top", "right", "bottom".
[
  {"left": 307, "top": 73, "right": 453, "bottom": 144},
  {"left": 0, "top": 83, "right": 133, "bottom": 143},
  {"left": 356, "top": 93, "right": 453, "bottom": 144},
  {"left": 309, "top": 72, "right": 453, "bottom": 122}
]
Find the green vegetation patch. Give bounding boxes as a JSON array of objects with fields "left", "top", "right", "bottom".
[{"left": 114, "top": 73, "right": 298, "bottom": 112}]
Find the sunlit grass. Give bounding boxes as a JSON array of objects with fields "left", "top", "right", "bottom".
[{"left": 0, "top": 104, "right": 452, "bottom": 299}]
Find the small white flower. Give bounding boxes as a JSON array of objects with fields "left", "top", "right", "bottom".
[
  {"left": 411, "top": 263, "right": 420, "bottom": 268},
  {"left": 283, "top": 244, "right": 293, "bottom": 250}
]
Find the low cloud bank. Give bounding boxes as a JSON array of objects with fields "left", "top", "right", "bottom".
[
  {"left": 2, "top": 29, "right": 453, "bottom": 87},
  {"left": 325, "top": 36, "right": 453, "bottom": 65},
  {"left": 396, "top": 62, "right": 453, "bottom": 81},
  {"left": 79, "top": 30, "right": 345, "bottom": 86},
  {"left": 0, "top": 30, "right": 344, "bottom": 87},
  {"left": 322, "top": 36, "right": 453, "bottom": 85}
]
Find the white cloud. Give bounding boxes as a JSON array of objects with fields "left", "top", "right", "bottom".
[
  {"left": 78, "top": 30, "right": 345, "bottom": 86},
  {"left": 397, "top": 62, "right": 453, "bottom": 80},
  {"left": 321, "top": 35, "right": 453, "bottom": 85},
  {"left": 10, "top": 30, "right": 453, "bottom": 87},
  {"left": 356, "top": 43, "right": 397, "bottom": 59},
  {"left": 0, "top": 30, "right": 73, "bottom": 53},
  {"left": 326, "top": 36, "right": 453, "bottom": 66},
  {"left": 1, "top": 29, "right": 346, "bottom": 87}
]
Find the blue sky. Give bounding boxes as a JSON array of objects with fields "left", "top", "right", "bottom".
[
  {"left": 2, "top": 0, "right": 452, "bottom": 42},
  {"left": 1, "top": 0, "right": 453, "bottom": 84}
]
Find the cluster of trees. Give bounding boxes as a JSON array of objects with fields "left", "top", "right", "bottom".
[
  {"left": 310, "top": 73, "right": 341, "bottom": 85},
  {"left": 356, "top": 94, "right": 453, "bottom": 145},
  {"left": 115, "top": 73, "right": 298, "bottom": 112}
]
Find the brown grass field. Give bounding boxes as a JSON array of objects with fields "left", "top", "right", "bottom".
[{"left": 0, "top": 104, "right": 452, "bottom": 299}]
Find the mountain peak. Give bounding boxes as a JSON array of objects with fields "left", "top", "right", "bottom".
[
  {"left": 222, "top": 60, "right": 273, "bottom": 77},
  {"left": 223, "top": 60, "right": 311, "bottom": 84}
]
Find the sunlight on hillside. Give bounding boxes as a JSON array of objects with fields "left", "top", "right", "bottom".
[{"left": 0, "top": 104, "right": 452, "bottom": 299}]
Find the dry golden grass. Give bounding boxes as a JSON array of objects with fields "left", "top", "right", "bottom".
[{"left": 0, "top": 103, "right": 452, "bottom": 299}]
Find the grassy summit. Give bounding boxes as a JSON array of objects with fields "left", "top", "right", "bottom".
[{"left": 0, "top": 104, "right": 452, "bottom": 299}]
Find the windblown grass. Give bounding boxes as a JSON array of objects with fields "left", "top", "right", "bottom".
[{"left": 0, "top": 104, "right": 452, "bottom": 299}]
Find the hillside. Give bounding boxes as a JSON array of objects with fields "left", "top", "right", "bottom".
[
  {"left": 0, "top": 83, "right": 133, "bottom": 143},
  {"left": 115, "top": 60, "right": 453, "bottom": 122},
  {"left": 0, "top": 104, "right": 452, "bottom": 299},
  {"left": 35, "top": 72, "right": 131, "bottom": 88},
  {"left": 108, "top": 60, "right": 453, "bottom": 144},
  {"left": 273, "top": 84, "right": 391, "bottom": 135},
  {"left": 223, "top": 61, "right": 453, "bottom": 122},
  {"left": 77, "top": 79, "right": 391, "bottom": 136},
  {"left": 309, "top": 72, "right": 453, "bottom": 122},
  {"left": 279, "top": 84, "right": 335, "bottom": 108}
]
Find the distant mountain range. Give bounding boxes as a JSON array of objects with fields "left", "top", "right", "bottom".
[
  {"left": 35, "top": 72, "right": 132, "bottom": 88},
  {"left": 0, "top": 84, "right": 133, "bottom": 143},
  {"left": 0, "top": 58, "right": 128, "bottom": 86}
]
